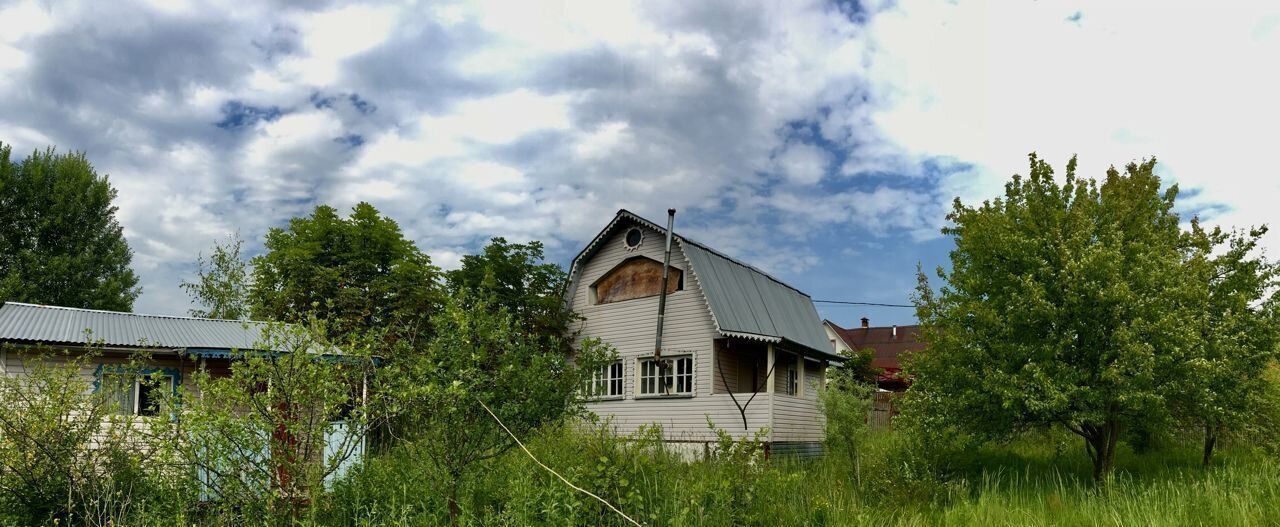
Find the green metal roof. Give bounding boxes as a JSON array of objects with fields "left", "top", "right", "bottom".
[
  {"left": 569, "top": 210, "right": 841, "bottom": 361},
  {"left": 0, "top": 302, "right": 273, "bottom": 351}
]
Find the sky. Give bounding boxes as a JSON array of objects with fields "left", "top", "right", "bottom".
[{"left": 1, "top": 0, "right": 1278, "bottom": 327}]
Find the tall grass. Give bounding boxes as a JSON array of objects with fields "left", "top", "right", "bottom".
[{"left": 323, "top": 424, "right": 1280, "bottom": 527}]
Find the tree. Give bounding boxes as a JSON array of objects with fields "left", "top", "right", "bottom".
[
  {"left": 1176, "top": 222, "right": 1279, "bottom": 467},
  {"left": 0, "top": 143, "right": 139, "bottom": 310},
  {"left": 249, "top": 203, "right": 443, "bottom": 343},
  {"left": 153, "top": 320, "right": 388, "bottom": 523},
  {"left": 181, "top": 232, "right": 251, "bottom": 319},
  {"left": 911, "top": 154, "right": 1200, "bottom": 481},
  {"left": 446, "top": 237, "right": 580, "bottom": 352},
  {"left": 399, "top": 292, "right": 610, "bottom": 526}
]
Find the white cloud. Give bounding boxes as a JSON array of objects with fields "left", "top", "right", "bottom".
[{"left": 773, "top": 142, "right": 831, "bottom": 185}]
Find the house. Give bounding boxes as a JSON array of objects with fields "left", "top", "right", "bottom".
[
  {"left": 0, "top": 301, "right": 365, "bottom": 488},
  {"left": 823, "top": 317, "right": 924, "bottom": 391},
  {"left": 567, "top": 210, "right": 843, "bottom": 456}
]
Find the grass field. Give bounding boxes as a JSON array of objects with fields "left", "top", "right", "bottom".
[{"left": 322, "top": 424, "right": 1280, "bottom": 526}]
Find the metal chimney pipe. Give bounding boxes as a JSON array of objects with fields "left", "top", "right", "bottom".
[{"left": 654, "top": 209, "right": 676, "bottom": 364}]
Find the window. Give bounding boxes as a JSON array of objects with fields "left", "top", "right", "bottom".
[
  {"left": 623, "top": 227, "right": 644, "bottom": 249},
  {"left": 786, "top": 367, "right": 799, "bottom": 396},
  {"left": 638, "top": 356, "right": 693, "bottom": 396},
  {"left": 99, "top": 368, "right": 177, "bottom": 417},
  {"left": 587, "top": 361, "right": 625, "bottom": 399}
]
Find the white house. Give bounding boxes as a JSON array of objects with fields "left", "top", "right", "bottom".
[{"left": 566, "top": 210, "right": 842, "bottom": 456}]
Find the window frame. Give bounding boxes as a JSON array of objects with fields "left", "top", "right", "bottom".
[
  {"left": 636, "top": 355, "right": 694, "bottom": 398},
  {"left": 95, "top": 365, "right": 180, "bottom": 417},
  {"left": 586, "top": 360, "right": 625, "bottom": 400}
]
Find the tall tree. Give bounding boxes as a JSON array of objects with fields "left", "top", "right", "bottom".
[
  {"left": 0, "top": 143, "right": 139, "bottom": 310},
  {"left": 1177, "top": 222, "right": 1279, "bottom": 467},
  {"left": 911, "top": 154, "right": 1200, "bottom": 481},
  {"left": 446, "top": 237, "right": 579, "bottom": 352},
  {"left": 249, "top": 203, "right": 443, "bottom": 342},
  {"left": 181, "top": 232, "right": 251, "bottom": 319}
]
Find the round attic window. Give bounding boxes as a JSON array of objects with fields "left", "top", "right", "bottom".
[{"left": 623, "top": 228, "right": 644, "bottom": 249}]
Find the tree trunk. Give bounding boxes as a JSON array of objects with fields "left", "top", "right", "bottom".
[
  {"left": 1076, "top": 419, "right": 1121, "bottom": 483},
  {"left": 1202, "top": 424, "right": 1218, "bottom": 469},
  {"left": 448, "top": 476, "right": 461, "bottom": 527}
]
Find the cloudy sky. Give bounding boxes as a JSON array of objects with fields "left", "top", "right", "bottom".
[{"left": 2, "top": 0, "right": 1278, "bottom": 326}]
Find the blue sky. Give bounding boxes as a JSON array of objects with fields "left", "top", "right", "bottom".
[{"left": 2, "top": 1, "right": 1278, "bottom": 326}]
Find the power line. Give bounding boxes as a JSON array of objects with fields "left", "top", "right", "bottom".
[{"left": 812, "top": 299, "right": 915, "bottom": 308}]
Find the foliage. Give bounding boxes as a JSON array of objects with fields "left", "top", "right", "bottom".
[
  {"left": 182, "top": 231, "right": 252, "bottom": 319},
  {"left": 446, "top": 237, "right": 581, "bottom": 353},
  {"left": 1174, "top": 222, "right": 1280, "bottom": 466},
  {"left": 150, "top": 321, "right": 388, "bottom": 525},
  {"left": 395, "top": 292, "right": 611, "bottom": 525},
  {"left": 911, "top": 153, "right": 1201, "bottom": 480},
  {"left": 0, "top": 142, "right": 139, "bottom": 311},
  {"left": 0, "top": 347, "right": 181, "bottom": 525},
  {"left": 827, "top": 346, "right": 879, "bottom": 389},
  {"left": 821, "top": 379, "right": 872, "bottom": 484},
  {"left": 249, "top": 203, "right": 444, "bottom": 344}
]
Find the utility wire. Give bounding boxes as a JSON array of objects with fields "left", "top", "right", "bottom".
[
  {"left": 477, "top": 398, "right": 644, "bottom": 527},
  {"left": 812, "top": 299, "right": 915, "bottom": 308}
]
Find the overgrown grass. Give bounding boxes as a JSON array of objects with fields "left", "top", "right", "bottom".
[{"left": 321, "top": 424, "right": 1280, "bottom": 527}]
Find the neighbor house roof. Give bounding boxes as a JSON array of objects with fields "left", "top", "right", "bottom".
[
  {"left": 825, "top": 320, "right": 924, "bottom": 372},
  {"left": 570, "top": 210, "right": 840, "bottom": 361},
  {"left": 0, "top": 302, "right": 273, "bottom": 352}
]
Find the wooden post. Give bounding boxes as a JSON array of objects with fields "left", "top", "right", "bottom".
[{"left": 766, "top": 343, "right": 775, "bottom": 394}]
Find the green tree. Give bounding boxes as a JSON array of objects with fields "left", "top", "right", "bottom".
[
  {"left": 153, "top": 321, "right": 387, "bottom": 524},
  {"left": 249, "top": 203, "right": 443, "bottom": 343},
  {"left": 181, "top": 232, "right": 251, "bottom": 319},
  {"left": 911, "top": 154, "right": 1200, "bottom": 481},
  {"left": 399, "top": 292, "right": 611, "bottom": 526},
  {"left": 1177, "top": 222, "right": 1279, "bottom": 467},
  {"left": 446, "top": 237, "right": 580, "bottom": 352},
  {"left": 0, "top": 143, "right": 139, "bottom": 310}
]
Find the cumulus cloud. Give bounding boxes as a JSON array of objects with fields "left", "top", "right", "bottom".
[{"left": 2, "top": 0, "right": 1276, "bottom": 316}]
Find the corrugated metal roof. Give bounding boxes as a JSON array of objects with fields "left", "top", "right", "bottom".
[
  {"left": 0, "top": 302, "right": 273, "bottom": 350},
  {"left": 569, "top": 210, "right": 841, "bottom": 361}
]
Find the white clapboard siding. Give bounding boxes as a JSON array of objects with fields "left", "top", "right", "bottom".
[
  {"left": 571, "top": 223, "right": 743, "bottom": 438},
  {"left": 769, "top": 358, "right": 827, "bottom": 442}
]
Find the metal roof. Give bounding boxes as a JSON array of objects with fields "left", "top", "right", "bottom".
[
  {"left": 0, "top": 302, "right": 273, "bottom": 351},
  {"left": 569, "top": 210, "right": 841, "bottom": 361}
]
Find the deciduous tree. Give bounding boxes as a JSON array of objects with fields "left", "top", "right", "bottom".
[
  {"left": 0, "top": 143, "right": 139, "bottom": 310},
  {"left": 181, "top": 232, "right": 251, "bottom": 319},
  {"left": 911, "top": 154, "right": 1199, "bottom": 481},
  {"left": 249, "top": 203, "right": 443, "bottom": 344}
]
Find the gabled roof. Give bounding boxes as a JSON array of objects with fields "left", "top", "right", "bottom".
[
  {"left": 824, "top": 320, "right": 924, "bottom": 371},
  {"left": 570, "top": 210, "right": 840, "bottom": 361},
  {"left": 0, "top": 302, "right": 273, "bottom": 351}
]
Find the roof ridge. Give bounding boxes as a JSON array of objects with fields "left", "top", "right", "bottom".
[
  {"left": 2, "top": 302, "right": 271, "bottom": 325},
  {"left": 614, "top": 209, "right": 812, "bottom": 298}
]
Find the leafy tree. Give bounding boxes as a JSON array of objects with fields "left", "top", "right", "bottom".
[
  {"left": 0, "top": 347, "right": 174, "bottom": 524},
  {"left": 249, "top": 203, "right": 443, "bottom": 343},
  {"left": 399, "top": 293, "right": 611, "bottom": 526},
  {"left": 911, "top": 154, "right": 1200, "bottom": 481},
  {"left": 153, "top": 320, "right": 388, "bottom": 523},
  {"left": 1177, "top": 222, "right": 1279, "bottom": 467},
  {"left": 446, "top": 237, "right": 580, "bottom": 352},
  {"left": 181, "top": 232, "right": 251, "bottom": 319},
  {"left": 0, "top": 143, "right": 139, "bottom": 310}
]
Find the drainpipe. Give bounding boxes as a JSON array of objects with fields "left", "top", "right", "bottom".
[{"left": 654, "top": 209, "right": 676, "bottom": 391}]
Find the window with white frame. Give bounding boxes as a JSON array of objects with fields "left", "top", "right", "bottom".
[
  {"left": 786, "top": 367, "right": 799, "bottom": 396},
  {"left": 100, "top": 369, "right": 177, "bottom": 417},
  {"left": 638, "top": 356, "right": 693, "bottom": 396},
  {"left": 588, "top": 361, "right": 625, "bottom": 399}
]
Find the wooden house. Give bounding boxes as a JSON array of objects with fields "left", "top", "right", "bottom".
[{"left": 567, "top": 210, "right": 842, "bottom": 456}]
